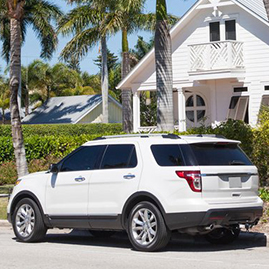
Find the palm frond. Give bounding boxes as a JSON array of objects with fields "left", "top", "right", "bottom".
[
  {"left": 60, "top": 27, "right": 100, "bottom": 61},
  {"left": 58, "top": 5, "right": 102, "bottom": 36}
]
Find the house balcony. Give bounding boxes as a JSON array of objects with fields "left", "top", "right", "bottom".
[{"left": 188, "top": 41, "right": 245, "bottom": 81}]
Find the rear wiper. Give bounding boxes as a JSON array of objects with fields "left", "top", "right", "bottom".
[{"left": 229, "top": 160, "right": 245, "bottom": 165}]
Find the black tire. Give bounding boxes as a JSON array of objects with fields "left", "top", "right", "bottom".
[
  {"left": 89, "top": 230, "right": 115, "bottom": 238},
  {"left": 205, "top": 226, "right": 240, "bottom": 245},
  {"left": 12, "top": 198, "right": 47, "bottom": 242},
  {"left": 127, "top": 201, "right": 171, "bottom": 252}
]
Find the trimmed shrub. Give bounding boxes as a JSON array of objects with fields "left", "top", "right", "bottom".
[
  {"left": 0, "top": 123, "right": 122, "bottom": 137},
  {"left": 0, "top": 156, "right": 61, "bottom": 185}
]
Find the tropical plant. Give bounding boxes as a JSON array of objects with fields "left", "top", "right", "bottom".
[
  {"left": 59, "top": 0, "right": 111, "bottom": 124},
  {"left": 60, "top": 0, "right": 178, "bottom": 132},
  {"left": 0, "top": 78, "right": 10, "bottom": 124},
  {"left": 155, "top": 0, "right": 174, "bottom": 132},
  {"left": 0, "top": 0, "right": 62, "bottom": 177}
]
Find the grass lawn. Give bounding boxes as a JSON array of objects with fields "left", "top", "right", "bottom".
[
  {"left": 0, "top": 197, "right": 8, "bottom": 220},
  {"left": 0, "top": 185, "right": 13, "bottom": 195}
]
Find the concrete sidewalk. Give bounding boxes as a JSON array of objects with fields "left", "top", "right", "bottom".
[{"left": 0, "top": 219, "right": 10, "bottom": 228}]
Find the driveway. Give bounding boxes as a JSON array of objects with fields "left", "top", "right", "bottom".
[{"left": 0, "top": 226, "right": 268, "bottom": 269}]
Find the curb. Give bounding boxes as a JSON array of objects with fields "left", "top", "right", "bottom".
[
  {"left": 0, "top": 194, "right": 9, "bottom": 198},
  {"left": 0, "top": 220, "right": 11, "bottom": 228}
]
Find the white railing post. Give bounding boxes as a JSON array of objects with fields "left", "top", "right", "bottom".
[
  {"left": 177, "top": 88, "right": 186, "bottom": 132},
  {"left": 205, "top": 44, "right": 211, "bottom": 70},
  {"left": 227, "top": 41, "right": 233, "bottom": 68},
  {"left": 133, "top": 91, "right": 140, "bottom": 133}
]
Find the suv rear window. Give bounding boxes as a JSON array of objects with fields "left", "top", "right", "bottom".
[
  {"left": 151, "top": 145, "right": 185, "bottom": 166},
  {"left": 189, "top": 143, "right": 253, "bottom": 166}
]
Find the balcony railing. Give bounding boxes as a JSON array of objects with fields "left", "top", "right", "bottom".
[{"left": 189, "top": 41, "right": 244, "bottom": 72}]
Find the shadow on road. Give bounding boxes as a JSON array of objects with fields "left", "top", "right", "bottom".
[{"left": 38, "top": 229, "right": 267, "bottom": 252}]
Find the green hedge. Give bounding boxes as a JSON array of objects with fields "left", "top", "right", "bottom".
[
  {"left": 0, "top": 123, "right": 122, "bottom": 137},
  {"left": 1, "top": 119, "right": 269, "bottom": 186}
]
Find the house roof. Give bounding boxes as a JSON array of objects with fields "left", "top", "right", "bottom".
[
  {"left": 117, "top": 0, "right": 269, "bottom": 90},
  {"left": 236, "top": 0, "right": 267, "bottom": 21},
  {"left": 22, "top": 95, "right": 121, "bottom": 124}
]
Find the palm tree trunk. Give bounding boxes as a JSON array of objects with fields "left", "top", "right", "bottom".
[
  {"left": 263, "top": 0, "right": 269, "bottom": 20},
  {"left": 121, "top": 29, "right": 133, "bottom": 133},
  {"left": 121, "top": 28, "right": 133, "bottom": 133},
  {"left": 155, "top": 0, "right": 174, "bottom": 132},
  {"left": 9, "top": 16, "right": 28, "bottom": 177},
  {"left": 25, "top": 84, "right": 29, "bottom": 116},
  {"left": 101, "top": 36, "right": 109, "bottom": 123}
]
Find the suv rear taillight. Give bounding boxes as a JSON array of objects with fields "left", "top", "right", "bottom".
[{"left": 176, "top": 171, "right": 202, "bottom": 192}]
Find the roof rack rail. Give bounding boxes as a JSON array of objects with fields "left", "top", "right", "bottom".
[
  {"left": 182, "top": 134, "right": 227, "bottom": 139},
  {"left": 93, "top": 133, "right": 181, "bottom": 140}
]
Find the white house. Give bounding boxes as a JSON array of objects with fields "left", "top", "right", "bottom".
[{"left": 118, "top": 0, "right": 269, "bottom": 132}]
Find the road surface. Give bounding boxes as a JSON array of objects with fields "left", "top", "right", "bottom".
[{"left": 0, "top": 226, "right": 268, "bottom": 269}]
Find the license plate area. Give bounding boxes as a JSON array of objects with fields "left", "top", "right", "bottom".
[{"left": 229, "top": 177, "right": 242, "bottom": 188}]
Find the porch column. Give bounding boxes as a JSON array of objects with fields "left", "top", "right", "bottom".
[
  {"left": 133, "top": 91, "right": 141, "bottom": 133},
  {"left": 177, "top": 88, "right": 186, "bottom": 132}
]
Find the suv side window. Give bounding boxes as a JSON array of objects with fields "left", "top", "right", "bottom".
[
  {"left": 60, "top": 145, "right": 105, "bottom": 172},
  {"left": 151, "top": 145, "right": 185, "bottom": 166},
  {"left": 100, "top": 144, "right": 137, "bottom": 169}
]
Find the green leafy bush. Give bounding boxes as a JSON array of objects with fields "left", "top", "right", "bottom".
[
  {"left": 0, "top": 123, "right": 122, "bottom": 137},
  {"left": 0, "top": 156, "right": 61, "bottom": 185},
  {"left": 259, "top": 188, "right": 269, "bottom": 202}
]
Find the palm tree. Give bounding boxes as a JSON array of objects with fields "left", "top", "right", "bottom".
[
  {"left": 104, "top": 0, "right": 177, "bottom": 132},
  {"left": 59, "top": 0, "right": 110, "bottom": 124},
  {"left": 264, "top": 0, "right": 269, "bottom": 20},
  {"left": 0, "top": 0, "right": 62, "bottom": 177},
  {"left": 155, "top": 0, "right": 174, "bottom": 132}
]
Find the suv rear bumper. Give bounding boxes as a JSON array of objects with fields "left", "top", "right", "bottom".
[{"left": 165, "top": 206, "right": 263, "bottom": 230}]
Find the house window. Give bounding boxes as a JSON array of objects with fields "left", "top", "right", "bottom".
[
  {"left": 234, "top": 87, "right": 248, "bottom": 93},
  {"left": 261, "top": 95, "right": 269, "bottom": 106},
  {"left": 228, "top": 96, "right": 249, "bottom": 123},
  {"left": 265, "top": 86, "right": 269, "bottom": 91},
  {"left": 225, "top": 20, "right": 236, "bottom": 40},
  {"left": 210, "top": 22, "right": 220, "bottom": 42},
  {"left": 186, "top": 94, "right": 206, "bottom": 124}
]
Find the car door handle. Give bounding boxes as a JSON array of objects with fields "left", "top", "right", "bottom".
[
  {"left": 75, "top": 176, "right": 86, "bottom": 182},
  {"left": 123, "top": 174, "right": 135, "bottom": 180}
]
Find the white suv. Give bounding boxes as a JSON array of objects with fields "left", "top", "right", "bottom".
[{"left": 7, "top": 134, "right": 263, "bottom": 251}]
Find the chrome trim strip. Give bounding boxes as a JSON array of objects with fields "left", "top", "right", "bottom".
[{"left": 201, "top": 173, "right": 258, "bottom": 177}]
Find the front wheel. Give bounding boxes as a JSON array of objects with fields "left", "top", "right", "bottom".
[
  {"left": 205, "top": 226, "right": 240, "bottom": 245},
  {"left": 12, "top": 198, "right": 47, "bottom": 242},
  {"left": 127, "top": 202, "right": 170, "bottom": 252}
]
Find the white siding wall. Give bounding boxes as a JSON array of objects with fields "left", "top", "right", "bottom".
[
  {"left": 77, "top": 101, "right": 122, "bottom": 124},
  {"left": 132, "top": 4, "right": 269, "bottom": 126}
]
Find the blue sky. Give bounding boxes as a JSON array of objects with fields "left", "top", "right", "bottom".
[{"left": 0, "top": 0, "right": 197, "bottom": 75}]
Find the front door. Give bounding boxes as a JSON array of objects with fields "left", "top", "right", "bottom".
[{"left": 45, "top": 145, "right": 106, "bottom": 227}]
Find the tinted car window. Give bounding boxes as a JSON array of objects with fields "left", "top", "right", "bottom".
[
  {"left": 100, "top": 144, "right": 137, "bottom": 169},
  {"left": 151, "top": 145, "right": 185, "bottom": 166},
  {"left": 189, "top": 143, "right": 253, "bottom": 166},
  {"left": 60, "top": 145, "right": 105, "bottom": 172}
]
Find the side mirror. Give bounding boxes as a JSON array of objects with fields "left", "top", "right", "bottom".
[{"left": 50, "top": 163, "right": 59, "bottom": 174}]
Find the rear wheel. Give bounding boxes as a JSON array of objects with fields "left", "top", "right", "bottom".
[
  {"left": 127, "top": 202, "right": 170, "bottom": 252},
  {"left": 205, "top": 226, "right": 240, "bottom": 245},
  {"left": 12, "top": 198, "right": 47, "bottom": 242}
]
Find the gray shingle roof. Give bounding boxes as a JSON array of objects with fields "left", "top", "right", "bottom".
[
  {"left": 22, "top": 95, "right": 113, "bottom": 124},
  {"left": 235, "top": 0, "right": 268, "bottom": 21}
]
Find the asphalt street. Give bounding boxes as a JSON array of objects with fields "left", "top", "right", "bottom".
[{"left": 0, "top": 226, "right": 268, "bottom": 269}]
